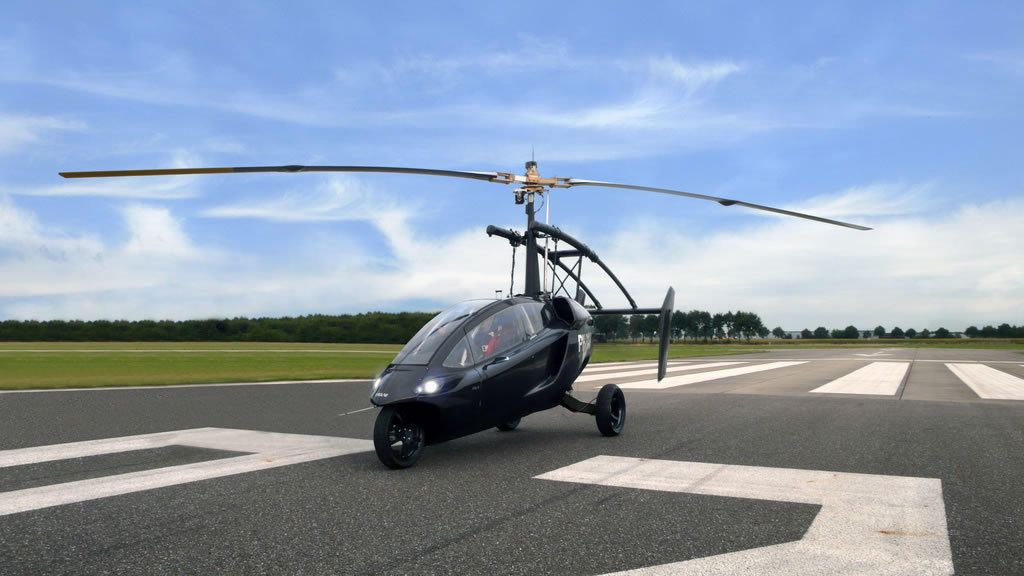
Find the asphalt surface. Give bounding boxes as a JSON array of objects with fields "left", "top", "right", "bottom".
[{"left": 1, "top": 348, "right": 1022, "bottom": 575}]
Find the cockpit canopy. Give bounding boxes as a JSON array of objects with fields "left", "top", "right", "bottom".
[
  {"left": 392, "top": 300, "right": 492, "bottom": 366},
  {"left": 391, "top": 299, "right": 549, "bottom": 367}
]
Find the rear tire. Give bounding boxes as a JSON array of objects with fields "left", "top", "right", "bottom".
[
  {"left": 595, "top": 384, "right": 626, "bottom": 436},
  {"left": 373, "top": 406, "right": 425, "bottom": 469},
  {"left": 496, "top": 417, "right": 521, "bottom": 431}
]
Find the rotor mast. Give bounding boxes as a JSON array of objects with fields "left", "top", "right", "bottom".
[{"left": 517, "top": 160, "right": 547, "bottom": 298}]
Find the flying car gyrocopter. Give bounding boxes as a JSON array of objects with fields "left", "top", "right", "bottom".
[{"left": 61, "top": 161, "right": 869, "bottom": 468}]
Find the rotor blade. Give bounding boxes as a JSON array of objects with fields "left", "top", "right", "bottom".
[
  {"left": 567, "top": 179, "right": 871, "bottom": 231},
  {"left": 60, "top": 165, "right": 501, "bottom": 182}
]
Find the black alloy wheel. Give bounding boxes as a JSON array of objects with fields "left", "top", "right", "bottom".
[{"left": 373, "top": 406, "right": 425, "bottom": 469}]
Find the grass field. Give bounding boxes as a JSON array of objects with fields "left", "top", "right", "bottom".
[
  {"left": 0, "top": 343, "right": 401, "bottom": 390},
  {"left": 1, "top": 340, "right": 1021, "bottom": 390}
]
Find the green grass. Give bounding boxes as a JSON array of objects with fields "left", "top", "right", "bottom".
[
  {"left": 2, "top": 339, "right": 1021, "bottom": 390},
  {"left": 0, "top": 343, "right": 400, "bottom": 390}
]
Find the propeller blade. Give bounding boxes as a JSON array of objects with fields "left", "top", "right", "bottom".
[
  {"left": 60, "top": 165, "right": 500, "bottom": 182},
  {"left": 58, "top": 163, "right": 870, "bottom": 230},
  {"left": 567, "top": 179, "right": 871, "bottom": 231}
]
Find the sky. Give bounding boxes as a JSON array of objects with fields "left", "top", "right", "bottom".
[{"left": 1, "top": 1, "right": 1022, "bottom": 332}]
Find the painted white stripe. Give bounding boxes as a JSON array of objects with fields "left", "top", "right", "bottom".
[
  {"left": 538, "top": 456, "right": 952, "bottom": 576},
  {"left": 577, "top": 362, "right": 745, "bottom": 383},
  {"left": 581, "top": 360, "right": 691, "bottom": 374},
  {"left": 810, "top": 362, "right": 909, "bottom": 395},
  {"left": 0, "top": 428, "right": 373, "bottom": 516},
  {"left": 618, "top": 361, "right": 806, "bottom": 390},
  {"left": 946, "top": 363, "right": 1024, "bottom": 400}
]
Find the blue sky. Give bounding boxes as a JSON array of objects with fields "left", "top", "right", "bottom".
[{"left": 1, "top": 1, "right": 1022, "bottom": 332}]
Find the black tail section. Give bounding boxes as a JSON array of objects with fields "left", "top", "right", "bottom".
[{"left": 657, "top": 287, "right": 675, "bottom": 382}]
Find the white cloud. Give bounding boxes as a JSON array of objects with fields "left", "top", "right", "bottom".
[
  {"left": 0, "top": 114, "right": 85, "bottom": 153},
  {"left": 11, "top": 177, "right": 199, "bottom": 199},
  {"left": 0, "top": 194, "right": 103, "bottom": 263},
  {"left": 121, "top": 204, "right": 198, "bottom": 258},
  {"left": 645, "top": 56, "right": 745, "bottom": 92},
  {"left": 200, "top": 176, "right": 395, "bottom": 222},
  {"left": 3, "top": 181, "right": 1021, "bottom": 330},
  {"left": 792, "top": 182, "right": 939, "bottom": 219},
  {"left": 587, "top": 193, "right": 1024, "bottom": 331}
]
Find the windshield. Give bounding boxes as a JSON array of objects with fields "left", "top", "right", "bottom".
[{"left": 391, "top": 300, "right": 493, "bottom": 365}]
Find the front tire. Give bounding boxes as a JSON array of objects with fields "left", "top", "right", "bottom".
[
  {"left": 595, "top": 384, "right": 626, "bottom": 436},
  {"left": 373, "top": 406, "right": 425, "bottom": 469}
]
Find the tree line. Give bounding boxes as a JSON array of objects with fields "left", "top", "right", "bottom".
[
  {"left": 796, "top": 323, "right": 1024, "bottom": 339},
  {"left": 1, "top": 313, "right": 1020, "bottom": 343},
  {"left": 0, "top": 313, "right": 437, "bottom": 344},
  {"left": 594, "top": 310, "right": 769, "bottom": 343}
]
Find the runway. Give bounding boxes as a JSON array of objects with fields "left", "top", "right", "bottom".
[{"left": 1, "top": 348, "right": 1021, "bottom": 574}]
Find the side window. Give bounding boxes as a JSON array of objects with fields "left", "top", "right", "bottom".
[
  {"left": 521, "top": 302, "right": 546, "bottom": 338},
  {"left": 468, "top": 307, "right": 528, "bottom": 361},
  {"left": 442, "top": 336, "right": 474, "bottom": 368}
]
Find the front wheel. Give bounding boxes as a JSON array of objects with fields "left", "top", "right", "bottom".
[
  {"left": 595, "top": 384, "right": 626, "bottom": 436},
  {"left": 373, "top": 406, "right": 425, "bottom": 469}
]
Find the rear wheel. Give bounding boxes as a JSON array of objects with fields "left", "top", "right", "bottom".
[
  {"left": 373, "top": 406, "right": 425, "bottom": 469},
  {"left": 595, "top": 384, "right": 626, "bottom": 436},
  {"left": 496, "top": 417, "right": 521, "bottom": 431}
]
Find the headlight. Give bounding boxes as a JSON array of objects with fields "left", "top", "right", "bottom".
[
  {"left": 416, "top": 379, "right": 441, "bottom": 395},
  {"left": 372, "top": 377, "right": 382, "bottom": 392}
]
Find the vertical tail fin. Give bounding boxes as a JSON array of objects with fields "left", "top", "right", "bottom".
[{"left": 657, "top": 287, "right": 675, "bottom": 382}]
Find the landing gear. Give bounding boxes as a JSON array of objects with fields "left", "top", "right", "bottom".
[
  {"left": 373, "top": 406, "right": 425, "bottom": 469},
  {"left": 560, "top": 383, "right": 626, "bottom": 436},
  {"left": 595, "top": 384, "right": 626, "bottom": 436}
]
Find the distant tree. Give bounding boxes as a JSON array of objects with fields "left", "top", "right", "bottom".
[
  {"left": 731, "top": 310, "right": 766, "bottom": 341},
  {"left": 919, "top": 328, "right": 931, "bottom": 339},
  {"left": 905, "top": 328, "right": 917, "bottom": 339},
  {"left": 711, "top": 313, "right": 728, "bottom": 340},
  {"left": 594, "top": 315, "right": 626, "bottom": 341},
  {"left": 874, "top": 325, "right": 886, "bottom": 338},
  {"left": 997, "top": 323, "right": 1013, "bottom": 338},
  {"left": 813, "top": 326, "right": 830, "bottom": 339},
  {"left": 842, "top": 325, "right": 860, "bottom": 339},
  {"left": 891, "top": 326, "right": 905, "bottom": 338},
  {"left": 964, "top": 326, "right": 979, "bottom": 338},
  {"left": 689, "top": 310, "right": 712, "bottom": 342},
  {"left": 980, "top": 325, "right": 998, "bottom": 338},
  {"left": 830, "top": 328, "right": 844, "bottom": 339},
  {"left": 772, "top": 326, "right": 786, "bottom": 339},
  {"left": 643, "top": 315, "right": 660, "bottom": 343},
  {"left": 671, "top": 310, "right": 689, "bottom": 342},
  {"left": 801, "top": 328, "right": 813, "bottom": 339},
  {"left": 935, "top": 327, "right": 951, "bottom": 339},
  {"left": 629, "top": 315, "right": 644, "bottom": 343}
]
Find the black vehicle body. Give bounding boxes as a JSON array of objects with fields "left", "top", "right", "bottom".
[{"left": 370, "top": 295, "right": 594, "bottom": 445}]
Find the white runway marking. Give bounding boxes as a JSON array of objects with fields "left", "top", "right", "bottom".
[
  {"left": 538, "top": 456, "right": 952, "bottom": 576},
  {"left": 810, "top": 362, "right": 910, "bottom": 395},
  {"left": 618, "top": 361, "right": 806, "bottom": 390},
  {"left": 580, "top": 360, "right": 692, "bottom": 375},
  {"left": 0, "top": 428, "right": 373, "bottom": 516},
  {"left": 946, "top": 364, "right": 1024, "bottom": 400},
  {"left": 576, "top": 362, "right": 745, "bottom": 383}
]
